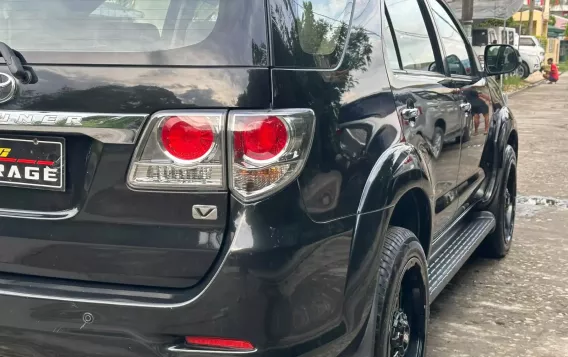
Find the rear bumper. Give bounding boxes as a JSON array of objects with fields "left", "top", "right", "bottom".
[{"left": 0, "top": 185, "right": 373, "bottom": 357}]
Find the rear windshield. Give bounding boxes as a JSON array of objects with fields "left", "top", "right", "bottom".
[{"left": 0, "top": 0, "right": 267, "bottom": 66}]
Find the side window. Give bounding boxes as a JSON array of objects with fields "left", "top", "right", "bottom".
[
  {"left": 520, "top": 38, "right": 535, "bottom": 46},
  {"left": 385, "top": 0, "right": 439, "bottom": 73},
  {"left": 429, "top": 0, "right": 474, "bottom": 76}
]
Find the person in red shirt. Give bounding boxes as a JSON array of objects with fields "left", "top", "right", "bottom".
[{"left": 542, "top": 58, "right": 560, "bottom": 83}]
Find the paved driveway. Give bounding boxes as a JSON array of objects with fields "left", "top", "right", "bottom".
[{"left": 427, "top": 77, "right": 568, "bottom": 357}]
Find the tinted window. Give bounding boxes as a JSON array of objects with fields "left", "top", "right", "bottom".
[
  {"left": 508, "top": 31, "right": 515, "bottom": 45},
  {"left": 430, "top": 0, "right": 473, "bottom": 76},
  {"left": 2, "top": 0, "right": 217, "bottom": 51},
  {"left": 269, "top": 0, "right": 354, "bottom": 68},
  {"left": 385, "top": 0, "right": 438, "bottom": 72},
  {"left": 472, "top": 29, "right": 488, "bottom": 46},
  {"left": 0, "top": 0, "right": 268, "bottom": 66}
]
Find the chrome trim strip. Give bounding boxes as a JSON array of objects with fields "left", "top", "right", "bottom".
[
  {"left": 0, "top": 111, "right": 147, "bottom": 144},
  {"left": 0, "top": 207, "right": 78, "bottom": 220},
  {"left": 167, "top": 346, "right": 257, "bottom": 354}
]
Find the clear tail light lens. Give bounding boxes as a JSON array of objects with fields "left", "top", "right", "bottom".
[
  {"left": 228, "top": 109, "right": 315, "bottom": 201},
  {"left": 127, "top": 110, "right": 225, "bottom": 190}
]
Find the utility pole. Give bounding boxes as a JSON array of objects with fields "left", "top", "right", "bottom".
[
  {"left": 462, "top": 0, "right": 474, "bottom": 42},
  {"left": 528, "top": 0, "right": 537, "bottom": 35}
]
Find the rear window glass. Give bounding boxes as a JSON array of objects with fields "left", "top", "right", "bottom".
[{"left": 0, "top": 0, "right": 267, "bottom": 66}]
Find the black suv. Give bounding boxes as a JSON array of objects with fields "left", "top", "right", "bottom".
[{"left": 0, "top": 0, "right": 519, "bottom": 356}]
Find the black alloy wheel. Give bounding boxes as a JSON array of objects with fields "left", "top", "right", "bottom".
[{"left": 374, "top": 227, "right": 428, "bottom": 357}]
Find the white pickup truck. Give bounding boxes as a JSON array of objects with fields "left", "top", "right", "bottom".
[
  {"left": 519, "top": 35, "right": 546, "bottom": 63},
  {"left": 472, "top": 27, "right": 542, "bottom": 78}
]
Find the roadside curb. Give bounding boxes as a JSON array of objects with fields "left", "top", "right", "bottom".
[
  {"left": 507, "top": 79, "right": 545, "bottom": 97},
  {"left": 506, "top": 71, "right": 565, "bottom": 97},
  {"left": 511, "top": 71, "right": 566, "bottom": 96}
]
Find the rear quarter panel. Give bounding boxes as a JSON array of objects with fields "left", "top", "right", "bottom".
[{"left": 270, "top": 0, "right": 403, "bottom": 223}]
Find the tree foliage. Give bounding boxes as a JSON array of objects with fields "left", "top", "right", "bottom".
[{"left": 477, "top": 17, "right": 518, "bottom": 29}]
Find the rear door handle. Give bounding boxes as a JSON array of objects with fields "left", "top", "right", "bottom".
[
  {"left": 401, "top": 108, "right": 419, "bottom": 120},
  {"left": 460, "top": 102, "right": 471, "bottom": 112}
]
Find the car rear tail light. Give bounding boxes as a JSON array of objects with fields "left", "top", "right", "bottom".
[
  {"left": 127, "top": 111, "right": 225, "bottom": 190},
  {"left": 128, "top": 109, "right": 315, "bottom": 199},
  {"left": 161, "top": 116, "right": 215, "bottom": 161},
  {"left": 185, "top": 336, "right": 255, "bottom": 351},
  {"left": 228, "top": 109, "right": 315, "bottom": 201}
]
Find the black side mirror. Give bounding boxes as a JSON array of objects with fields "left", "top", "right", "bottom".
[{"left": 484, "top": 44, "right": 520, "bottom": 76}]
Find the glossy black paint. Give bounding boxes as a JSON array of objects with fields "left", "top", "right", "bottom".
[
  {"left": 0, "top": 0, "right": 518, "bottom": 356},
  {"left": 0, "top": 66, "right": 270, "bottom": 288}
]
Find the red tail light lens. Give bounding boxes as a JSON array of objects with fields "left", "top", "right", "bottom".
[
  {"left": 161, "top": 116, "right": 215, "bottom": 162},
  {"left": 127, "top": 111, "right": 225, "bottom": 190},
  {"left": 229, "top": 110, "right": 316, "bottom": 201},
  {"left": 233, "top": 116, "right": 288, "bottom": 162},
  {"left": 128, "top": 109, "right": 315, "bottom": 198},
  {"left": 185, "top": 336, "right": 255, "bottom": 351}
]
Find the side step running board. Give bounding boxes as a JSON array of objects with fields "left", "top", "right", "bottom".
[{"left": 428, "top": 211, "right": 496, "bottom": 302}]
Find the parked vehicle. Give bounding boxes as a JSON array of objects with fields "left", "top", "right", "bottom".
[
  {"left": 520, "top": 35, "right": 546, "bottom": 63},
  {"left": 472, "top": 27, "right": 541, "bottom": 78},
  {"left": 0, "top": 0, "right": 519, "bottom": 356}
]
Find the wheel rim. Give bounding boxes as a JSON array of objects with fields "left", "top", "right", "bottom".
[
  {"left": 387, "top": 259, "right": 426, "bottom": 357},
  {"left": 391, "top": 310, "right": 411, "bottom": 357},
  {"left": 432, "top": 133, "right": 442, "bottom": 157},
  {"left": 504, "top": 167, "right": 516, "bottom": 244},
  {"left": 516, "top": 65, "right": 525, "bottom": 77}
]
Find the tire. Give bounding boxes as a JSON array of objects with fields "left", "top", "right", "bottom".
[
  {"left": 431, "top": 126, "right": 444, "bottom": 159},
  {"left": 516, "top": 62, "right": 530, "bottom": 79},
  {"left": 374, "top": 227, "right": 428, "bottom": 357},
  {"left": 480, "top": 145, "right": 517, "bottom": 258},
  {"left": 462, "top": 115, "right": 474, "bottom": 143}
]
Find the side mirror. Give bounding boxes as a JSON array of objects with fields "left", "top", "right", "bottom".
[{"left": 484, "top": 44, "right": 520, "bottom": 76}]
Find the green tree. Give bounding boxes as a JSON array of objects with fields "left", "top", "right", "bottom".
[{"left": 476, "top": 18, "right": 518, "bottom": 29}]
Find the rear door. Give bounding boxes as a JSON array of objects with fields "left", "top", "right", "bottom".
[
  {"left": 0, "top": 0, "right": 269, "bottom": 288},
  {"left": 384, "top": 0, "right": 462, "bottom": 235},
  {"left": 427, "top": 0, "right": 491, "bottom": 209}
]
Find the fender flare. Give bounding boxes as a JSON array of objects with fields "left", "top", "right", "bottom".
[
  {"left": 341, "top": 142, "right": 434, "bottom": 350},
  {"left": 357, "top": 142, "right": 434, "bottom": 214},
  {"left": 480, "top": 105, "right": 516, "bottom": 207}
]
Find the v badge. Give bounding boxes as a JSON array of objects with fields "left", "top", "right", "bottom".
[{"left": 192, "top": 205, "right": 218, "bottom": 220}]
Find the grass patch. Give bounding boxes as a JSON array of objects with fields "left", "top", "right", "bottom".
[
  {"left": 502, "top": 75, "right": 529, "bottom": 93},
  {"left": 558, "top": 61, "right": 568, "bottom": 73}
]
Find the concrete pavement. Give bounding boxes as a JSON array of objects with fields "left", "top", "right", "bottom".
[{"left": 427, "top": 76, "right": 568, "bottom": 356}]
